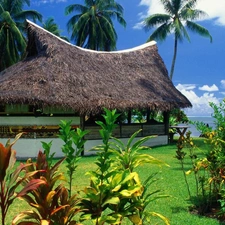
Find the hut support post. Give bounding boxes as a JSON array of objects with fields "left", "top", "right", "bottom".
[
  {"left": 163, "top": 111, "right": 169, "bottom": 142},
  {"left": 128, "top": 110, "right": 131, "bottom": 124},
  {"left": 80, "top": 115, "right": 85, "bottom": 156}
]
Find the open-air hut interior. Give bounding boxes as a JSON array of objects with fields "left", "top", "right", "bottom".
[{"left": 0, "top": 21, "right": 192, "bottom": 157}]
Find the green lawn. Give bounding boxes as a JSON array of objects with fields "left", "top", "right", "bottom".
[{"left": 5, "top": 138, "right": 223, "bottom": 225}]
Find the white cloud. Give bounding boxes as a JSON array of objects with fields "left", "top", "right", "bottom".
[
  {"left": 221, "top": 80, "right": 225, "bottom": 89},
  {"left": 199, "top": 84, "right": 219, "bottom": 92},
  {"left": 36, "top": 0, "right": 67, "bottom": 4},
  {"left": 179, "top": 84, "right": 196, "bottom": 90},
  {"left": 197, "top": 0, "right": 225, "bottom": 26},
  {"left": 176, "top": 83, "right": 219, "bottom": 116},
  {"left": 220, "top": 92, "right": 225, "bottom": 96},
  {"left": 138, "top": 0, "right": 225, "bottom": 26}
]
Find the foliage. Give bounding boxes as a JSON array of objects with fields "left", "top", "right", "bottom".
[
  {"left": 176, "top": 99, "right": 225, "bottom": 218},
  {"left": 65, "top": 0, "right": 126, "bottom": 51},
  {"left": 59, "top": 120, "right": 89, "bottom": 196},
  {"left": 42, "top": 17, "right": 69, "bottom": 41},
  {"left": 170, "top": 109, "right": 189, "bottom": 124},
  {"left": 131, "top": 109, "right": 147, "bottom": 123},
  {"left": 0, "top": 133, "right": 45, "bottom": 225},
  {"left": 0, "top": 0, "right": 42, "bottom": 71},
  {"left": 12, "top": 151, "right": 81, "bottom": 225},
  {"left": 189, "top": 120, "right": 212, "bottom": 137},
  {"left": 144, "top": 0, "right": 212, "bottom": 80},
  {"left": 79, "top": 108, "right": 169, "bottom": 224},
  {"left": 210, "top": 99, "right": 225, "bottom": 141},
  {"left": 41, "top": 140, "right": 55, "bottom": 168},
  {"left": 4, "top": 139, "right": 221, "bottom": 225}
]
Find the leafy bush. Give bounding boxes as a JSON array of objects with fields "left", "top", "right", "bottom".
[
  {"left": 176, "top": 98, "right": 225, "bottom": 219},
  {"left": 79, "top": 108, "right": 170, "bottom": 225}
]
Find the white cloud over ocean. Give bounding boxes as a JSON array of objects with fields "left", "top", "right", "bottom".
[
  {"left": 176, "top": 84, "right": 219, "bottom": 116},
  {"left": 138, "top": 0, "right": 225, "bottom": 27}
]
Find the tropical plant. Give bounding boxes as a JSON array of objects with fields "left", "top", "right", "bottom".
[
  {"left": 41, "top": 140, "right": 55, "bottom": 168},
  {"left": 65, "top": 0, "right": 126, "bottom": 51},
  {"left": 144, "top": 0, "right": 212, "bottom": 80},
  {"left": 0, "top": 133, "right": 45, "bottom": 225},
  {"left": 59, "top": 120, "right": 89, "bottom": 197},
  {"left": 177, "top": 99, "right": 225, "bottom": 216},
  {"left": 79, "top": 108, "right": 169, "bottom": 225},
  {"left": 12, "top": 151, "right": 81, "bottom": 225},
  {"left": 42, "top": 17, "right": 69, "bottom": 42},
  {"left": 0, "top": 0, "right": 42, "bottom": 71}
]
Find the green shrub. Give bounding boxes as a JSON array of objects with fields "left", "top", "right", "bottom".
[{"left": 79, "top": 108, "right": 170, "bottom": 225}]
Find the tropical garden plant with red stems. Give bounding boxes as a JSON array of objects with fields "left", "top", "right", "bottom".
[
  {"left": 0, "top": 133, "right": 45, "bottom": 225},
  {"left": 12, "top": 151, "right": 82, "bottom": 225}
]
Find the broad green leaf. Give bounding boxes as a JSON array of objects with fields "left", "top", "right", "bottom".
[
  {"left": 130, "top": 135, "right": 154, "bottom": 151},
  {"left": 128, "top": 214, "right": 142, "bottom": 225},
  {"left": 112, "top": 184, "right": 121, "bottom": 192},
  {"left": 127, "top": 129, "right": 142, "bottom": 149},
  {"left": 146, "top": 211, "right": 170, "bottom": 225},
  {"left": 102, "top": 197, "right": 120, "bottom": 206}
]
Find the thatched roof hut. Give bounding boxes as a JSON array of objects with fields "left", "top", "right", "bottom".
[{"left": 0, "top": 20, "right": 191, "bottom": 115}]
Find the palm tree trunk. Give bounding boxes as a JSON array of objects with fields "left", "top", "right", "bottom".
[{"left": 169, "top": 36, "right": 178, "bottom": 80}]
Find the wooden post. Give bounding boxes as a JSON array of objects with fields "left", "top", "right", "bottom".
[
  {"left": 80, "top": 114, "right": 85, "bottom": 156},
  {"left": 128, "top": 110, "right": 131, "bottom": 124},
  {"left": 146, "top": 109, "right": 150, "bottom": 123},
  {"left": 163, "top": 111, "right": 170, "bottom": 143}
]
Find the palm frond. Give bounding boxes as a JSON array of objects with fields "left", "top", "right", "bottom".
[
  {"left": 144, "top": 14, "right": 171, "bottom": 31},
  {"left": 65, "top": 4, "right": 87, "bottom": 15},
  {"left": 180, "top": 8, "right": 208, "bottom": 20},
  {"left": 182, "top": 0, "right": 198, "bottom": 10},
  {"left": 65, "top": 0, "right": 125, "bottom": 50},
  {"left": 171, "top": 0, "right": 182, "bottom": 14},
  {"left": 14, "top": 10, "right": 42, "bottom": 22},
  {"left": 186, "top": 20, "right": 212, "bottom": 42},
  {"left": 147, "top": 22, "right": 172, "bottom": 42},
  {"left": 174, "top": 18, "right": 190, "bottom": 42},
  {"left": 160, "top": 0, "right": 174, "bottom": 14}
]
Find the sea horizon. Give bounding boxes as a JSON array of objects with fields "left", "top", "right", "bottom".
[{"left": 179, "top": 116, "right": 216, "bottom": 137}]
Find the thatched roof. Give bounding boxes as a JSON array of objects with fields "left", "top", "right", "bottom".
[{"left": 0, "top": 20, "right": 191, "bottom": 115}]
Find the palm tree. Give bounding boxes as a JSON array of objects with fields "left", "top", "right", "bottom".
[
  {"left": 65, "top": 0, "right": 126, "bottom": 51},
  {"left": 0, "top": 0, "right": 42, "bottom": 71},
  {"left": 144, "top": 0, "right": 212, "bottom": 80},
  {"left": 42, "top": 17, "right": 69, "bottom": 42}
]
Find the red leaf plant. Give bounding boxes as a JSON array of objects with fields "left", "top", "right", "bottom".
[
  {"left": 0, "top": 133, "right": 45, "bottom": 225},
  {"left": 12, "top": 151, "right": 81, "bottom": 225}
]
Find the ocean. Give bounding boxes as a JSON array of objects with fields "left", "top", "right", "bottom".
[{"left": 180, "top": 116, "right": 216, "bottom": 137}]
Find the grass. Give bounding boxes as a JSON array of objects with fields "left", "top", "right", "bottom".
[{"left": 4, "top": 137, "right": 223, "bottom": 225}]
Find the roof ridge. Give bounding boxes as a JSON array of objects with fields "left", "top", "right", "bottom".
[{"left": 26, "top": 20, "right": 157, "bottom": 54}]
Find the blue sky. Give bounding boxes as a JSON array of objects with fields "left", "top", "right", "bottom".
[{"left": 29, "top": 0, "right": 225, "bottom": 116}]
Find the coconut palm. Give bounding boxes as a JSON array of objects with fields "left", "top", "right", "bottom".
[
  {"left": 65, "top": 0, "right": 126, "bottom": 51},
  {"left": 144, "top": 0, "right": 212, "bottom": 80},
  {"left": 0, "top": 0, "right": 42, "bottom": 71},
  {"left": 42, "top": 17, "right": 69, "bottom": 42},
  {"left": 0, "top": 8, "right": 26, "bottom": 71}
]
